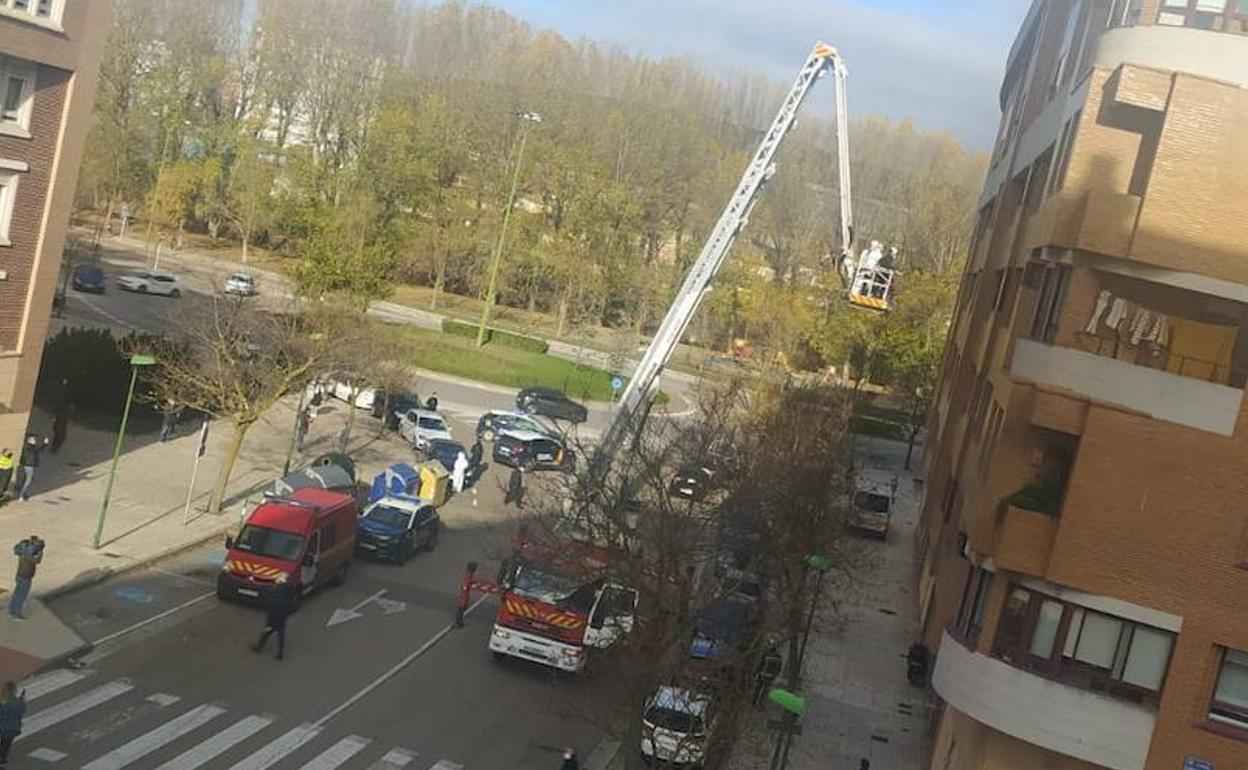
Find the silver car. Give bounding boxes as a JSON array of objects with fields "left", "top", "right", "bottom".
[
  {"left": 116, "top": 270, "right": 182, "bottom": 297},
  {"left": 223, "top": 272, "right": 256, "bottom": 296}
]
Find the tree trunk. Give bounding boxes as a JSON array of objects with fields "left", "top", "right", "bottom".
[
  {"left": 209, "top": 420, "right": 251, "bottom": 513},
  {"left": 241, "top": 232, "right": 250, "bottom": 265},
  {"left": 345, "top": 388, "right": 359, "bottom": 448},
  {"left": 556, "top": 292, "right": 569, "bottom": 337}
]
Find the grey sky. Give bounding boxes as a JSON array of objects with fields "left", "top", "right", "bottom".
[{"left": 487, "top": 0, "right": 1034, "bottom": 150}]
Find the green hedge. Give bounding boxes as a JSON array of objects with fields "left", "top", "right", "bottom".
[{"left": 441, "top": 319, "right": 549, "bottom": 353}]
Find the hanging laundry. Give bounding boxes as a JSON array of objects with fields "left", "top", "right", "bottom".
[
  {"left": 1143, "top": 313, "right": 1170, "bottom": 347},
  {"left": 1130, "top": 308, "right": 1155, "bottom": 346},
  {"left": 1085, "top": 289, "right": 1111, "bottom": 334},
  {"left": 1105, "top": 297, "right": 1130, "bottom": 330}
]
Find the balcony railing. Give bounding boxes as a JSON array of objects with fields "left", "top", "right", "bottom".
[
  {"left": 1073, "top": 332, "right": 1245, "bottom": 388},
  {"left": 994, "top": 503, "right": 1059, "bottom": 578}
]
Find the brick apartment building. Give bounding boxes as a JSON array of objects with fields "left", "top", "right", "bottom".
[
  {"left": 0, "top": 1, "right": 109, "bottom": 455},
  {"left": 917, "top": 1, "right": 1248, "bottom": 769}
]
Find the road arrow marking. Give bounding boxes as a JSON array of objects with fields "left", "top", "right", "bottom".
[{"left": 326, "top": 589, "right": 403, "bottom": 627}]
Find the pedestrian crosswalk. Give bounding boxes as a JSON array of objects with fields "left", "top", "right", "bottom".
[{"left": 13, "top": 669, "right": 465, "bottom": 770}]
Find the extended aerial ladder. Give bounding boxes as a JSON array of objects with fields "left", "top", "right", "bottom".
[{"left": 596, "top": 41, "right": 855, "bottom": 463}]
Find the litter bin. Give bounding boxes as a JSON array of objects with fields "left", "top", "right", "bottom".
[{"left": 418, "top": 460, "right": 451, "bottom": 506}]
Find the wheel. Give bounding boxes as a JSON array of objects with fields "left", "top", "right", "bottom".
[
  {"left": 137, "top": 285, "right": 148, "bottom": 293},
  {"left": 170, "top": 289, "right": 181, "bottom": 298},
  {"left": 330, "top": 561, "right": 349, "bottom": 586},
  {"left": 491, "top": 651, "right": 505, "bottom": 662},
  {"left": 425, "top": 523, "right": 439, "bottom": 551}
]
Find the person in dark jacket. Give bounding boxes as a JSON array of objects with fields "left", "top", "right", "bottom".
[
  {"left": 9, "top": 535, "right": 43, "bottom": 619},
  {"left": 504, "top": 467, "right": 525, "bottom": 509},
  {"left": 559, "top": 748, "right": 579, "bottom": 770},
  {"left": 468, "top": 439, "right": 484, "bottom": 479},
  {"left": 0, "top": 680, "right": 27, "bottom": 767},
  {"left": 18, "top": 434, "right": 48, "bottom": 501},
  {"left": 251, "top": 585, "right": 296, "bottom": 660}
]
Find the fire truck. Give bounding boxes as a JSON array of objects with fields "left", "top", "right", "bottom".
[{"left": 460, "top": 534, "right": 639, "bottom": 673}]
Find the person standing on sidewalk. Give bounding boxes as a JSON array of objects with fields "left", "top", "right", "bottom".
[
  {"left": 9, "top": 536, "right": 44, "bottom": 620},
  {"left": 159, "top": 400, "right": 179, "bottom": 442},
  {"left": 18, "top": 434, "right": 48, "bottom": 501},
  {"left": 559, "top": 748, "right": 579, "bottom": 770},
  {"left": 50, "top": 402, "right": 70, "bottom": 455},
  {"left": 0, "top": 681, "right": 26, "bottom": 767},
  {"left": 0, "top": 450, "right": 13, "bottom": 503},
  {"left": 251, "top": 584, "right": 296, "bottom": 661},
  {"left": 504, "top": 467, "right": 525, "bottom": 509}
]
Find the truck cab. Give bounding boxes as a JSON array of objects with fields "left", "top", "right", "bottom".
[{"left": 218, "top": 487, "right": 357, "bottom": 602}]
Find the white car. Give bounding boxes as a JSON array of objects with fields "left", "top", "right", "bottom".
[
  {"left": 330, "top": 380, "right": 377, "bottom": 410},
  {"left": 641, "top": 686, "right": 715, "bottom": 766},
  {"left": 396, "top": 408, "right": 452, "bottom": 449},
  {"left": 223, "top": 272, "right": 256, "bottom": 296},
  {"left": 116, "top": 270, "right": 182, "bottom": 297}
]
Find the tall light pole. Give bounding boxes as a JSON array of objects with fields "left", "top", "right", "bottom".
[
  {"left": 94, "top": 354, "right": 156, "bottom": 549},
  {"left": 476, "top": 110, "right": 542, "bottom": 347}
]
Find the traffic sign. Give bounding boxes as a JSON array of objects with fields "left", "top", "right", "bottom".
[{"left": 610, "top": 376, "right": 623, "bottom": 392}]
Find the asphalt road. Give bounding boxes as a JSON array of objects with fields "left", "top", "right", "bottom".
[{"left": 41, "top": 434, "right": 610, "bottom": 770}]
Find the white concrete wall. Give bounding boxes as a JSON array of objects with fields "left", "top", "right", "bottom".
[
  {"left": 1094, "top": 25, "right": 1248, "bottom": 91},
  {"left": 932, "top": 630, "right": 1156, "bottom": 770},
  {"left": 1010, "top": 338, "right": 1243, "bottom": 435}
]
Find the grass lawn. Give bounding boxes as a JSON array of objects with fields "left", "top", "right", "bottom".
[
  {"left": 849, "top": 401, "right": 912, "bottom": 441},
  {"left": 400, "top": 324, "right": 626, "bottom": 402}
]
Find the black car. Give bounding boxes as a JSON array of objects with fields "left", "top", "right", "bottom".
[
  {"left": 492, "top": 430, "right": 574, "bottom": 471},
  {"left": 516, "top": 386, "right": 588, "bottom": 423},
  {"left": 669, "top": 464, "right": 716, "bottom": 501},
  {"left": 355, "top": 498, "right": 440, "bottom": 563},
  {"left": 372, "top": 390, "right": 423, "bottom": 430},
  {"left": 71, "top": 264, "right": 106, "bottom": 293}
]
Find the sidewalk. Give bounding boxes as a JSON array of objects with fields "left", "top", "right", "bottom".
[
  {"left": 728, "top": 435, "right": 932, "bottom": 770},
  {"left": 0, "top": 395, "right": 410, "bottom": 682}
]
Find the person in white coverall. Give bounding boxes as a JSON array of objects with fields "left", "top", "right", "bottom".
[{"left": 452, "top": 451, "right": 469, "bottom": 494}]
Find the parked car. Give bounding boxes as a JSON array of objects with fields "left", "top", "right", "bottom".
[
  {"left": 355, "top": 496, "right": 439, "bottom": 563},
  {"left": 424, "top": 438, "right": 467, "bottom": 472},
  {"left": 71, "top": 264, "right": 106, "bottom": 293},
  {"left": 116, "top": 270, "right": 182, "bottom": 297},
  {"left": 492, "top": 429, "right": 574, "bottom": 471},
  {"left": 516, "top": 386, "right": 588, "bottom": 423},
  {"left": 689, "top": 592, "right": 759, "bottom": 662},
  {"left": 669, "top": 464, "right": 716, "bottom": 501},
  {"left": 641, "top": 686, "right": 716, "bottom": 767},
  {"left": 372, "top": 390, "right": 423, "bottom": 429},
  {"left": 223, "top": 272, "right": 257, "bottom": 296},
  {"left": 847, "top": 485, "right": 892, "bottom": 540},
  {"left": 475, "top": 409, "right": 556, "bottom": 442},
  {"left": 396, "top": 408, "right": 453, "bottom": 449}
]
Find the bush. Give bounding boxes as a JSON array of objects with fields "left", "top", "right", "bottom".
[
  {"left": 36, "top": 327, "right": 162, "bottom": 418},
  {"left": 441, "top": 318, "right": 549, "bottom": 353}
]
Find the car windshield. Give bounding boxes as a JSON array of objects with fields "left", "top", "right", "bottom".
[
  {"left": 77, "top": 266, "right": 103, "bottom": 278},
  {"left": 418, "top": 417, "right": 446, "bottom": 431},
  {"left": 233, "top": 524, "right": 304, "bottom": 562},
  {"left": 231, "top": 274, "right": 252, "bottom": 282},
  {"left": 512, "top": 566, "right": 583, "bottom": 604},
  {"left": 854, "top": 492, "right": 891, "bottom": 513},
  {"left": 644, "top": 706, "right": 703, "bottom": 734},
  {"left": 363, "top": 505, "right": 413, "bottom": 529}
]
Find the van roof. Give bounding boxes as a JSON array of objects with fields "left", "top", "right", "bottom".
[{"left": 250, "top": 487, "right": 353, "bottom": 531}]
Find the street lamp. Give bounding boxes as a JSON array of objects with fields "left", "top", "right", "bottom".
[
  {"left": 476, "top": 110, "right": 542, "bottom": 347},
  {"left": 795, "top": 553, "right": 830, "bottom": 682},
  {"left": 767, "top": 688, "right": 806, "bottom": 770},
  {"left": 93, "top": 353, "right": 157, "bottom": 549}
]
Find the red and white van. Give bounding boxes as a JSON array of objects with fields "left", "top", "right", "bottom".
[{"left": 217, "top": 488, "right": 357, "bottom": 602}]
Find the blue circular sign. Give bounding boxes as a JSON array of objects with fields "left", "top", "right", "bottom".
[{"left": 611, "top": 376, "right": 624, "bottom": 391}]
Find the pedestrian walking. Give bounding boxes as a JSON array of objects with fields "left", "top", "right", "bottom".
[
  {"left": 504, "top": 467, "right": 525, "bottom": 509},
  {"left": 0, "top": 450, "right": 13, "bottom": 503},
  {"left": 50, "top": 403, "right": 70, "bottom": 454},
  {"left": 0, "top": 681, "right": 26, "bottom": 767},
  {"left": 469, "top": 438, "right": 484, "bottom": 478},
  {"left": 753, "top": 643, "right": 784, "bottom": 705},
  {"left": 159, "top": 399, "right": 178, "bottom": 442},
  {"left": 9, "top": 535, "right": 44, "bottom": 620},
  {"left": 560, "top": 748, "right": 579, "bottom": 770},
  {"left": 295, "top": 408, "right": 310, "bottom": 452},
  {"left": 18, "top": 434, "right": 47, "bottom": 501},
  {"left": 425, "top": 392, "right": 439, "bottom": 412},
  {"left": 251, "top": 584, "right": 296, "bottom": 661},
  {"left": 452, "top": 451, "right": 469, "bottom": 494},
  {"left": 337, "top": 424, "right": 350, "bottom": 452}
]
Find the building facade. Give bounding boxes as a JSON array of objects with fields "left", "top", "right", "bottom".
[
  {"left": 0, "top": 0, "right": 109, "bottom": 454},
  {"left": 917, "top": 1, "right": 1248, "bottom": 769}
]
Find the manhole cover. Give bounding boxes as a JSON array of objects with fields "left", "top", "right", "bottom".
[{"left": 878, "top": 607, "right": 897, "bottom": 616}]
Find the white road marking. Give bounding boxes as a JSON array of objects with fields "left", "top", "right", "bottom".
[
  {"left": 146, "top": 693, "right": 182, "bottom": 707},
  {"left": 82, "top": 704, "right": 226, "bottom": 770},
  {"left": 75, "top": 293, "right": 138, "bottom": 331},
  {"left": 153, "top": 714, "right": 274, "bottom": 770},
  {"left": 89, "top": 591, "right": 216, "bottom": 646},
  {"left": 426, "top": 761, "right": 463, "bottom": 770},
  {"left": 298, "top": 735, "right": 370, "bottom": 769},
  {"left": 312, "top": 594, "right": 490, "bottom": 728},
  {"left": 327, "top": 589, "right": 405, "bottom": 627},
  {"left": 18, "top": 679, "right": 134, "bottom": 741},
  {"left": 22, "top": 669, "right": 92, "bottom": 701},
  {"left": 28, "top": 747, "right": 67, "bottom": 762},
  {"left": 226, "top": 724, "right": 321, "bottom": 770},
  {"left": 367, "top": 748, "right": 416, "bottom": 769}
]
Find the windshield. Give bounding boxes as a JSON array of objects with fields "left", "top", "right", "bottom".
[
  {"left": 363, "top": 505, "right": 414, "bottom": 529},
  {"left": 233, "top": 524, "right": 304, "bottom": 562},
  {"left": 418, "top": 417, "right": 446, "bottom": 431},
  {"left": 854, "top": 492, "right": 891, "bottom": 513},
  {"left": 644, "top": 706, "right": 703, "bottom": 734},
  {"left": 512, "top": 566, "right": 583, "bottom": 604}
]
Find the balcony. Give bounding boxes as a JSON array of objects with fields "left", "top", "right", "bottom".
[
  {"left": 1095, "top": 22, "right": 1248, "bottom": 91},
  {"left": 1010, "top": 337, "right": 1243, "bottom": 435},
  {"left": 994, "top": 504, "right": 1058, "bottom": 578},
  {"left": 932, "top": 630, "right": 1156, "bottom": 770},
  {"left": 1022, "top": 188, "right": 1141, "bottom": 259}
]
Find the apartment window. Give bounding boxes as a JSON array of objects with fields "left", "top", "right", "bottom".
[
  {"left": 953, "top": 567, "right": 993, "bottom": 646},
  {"left": 978, "top": 404, "right": 1004, "bottom": 477},
  {"left": 0, "top": 171, "right": 17, "bottom": 246},
  {"left": 1047, "top": 110, "right": 1083, "bottom": 196},
  {"left": 0, "top": 58, "right": 35, "bottom": 136},
  {"left": 1109, "top": 0, "right": 1146, "bottom": 26},
  {"left": 1049, "top": 1, "right": 1082, "bottom": 98},
  {"left": 1029, "top": 264, "right": 1071, "bottom": 343},
  {"left": 0, "top": 0, "right": 61, "bottom": 25},
  {"left": 992, "top": 586, "right": 1175, "bottom": 703},
  {"left": 1158, "top": 0, "right": 1248, "bottom": 32},
  {"left": 1210, "top": 648, "right": 1248, "bottom": 729}
]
